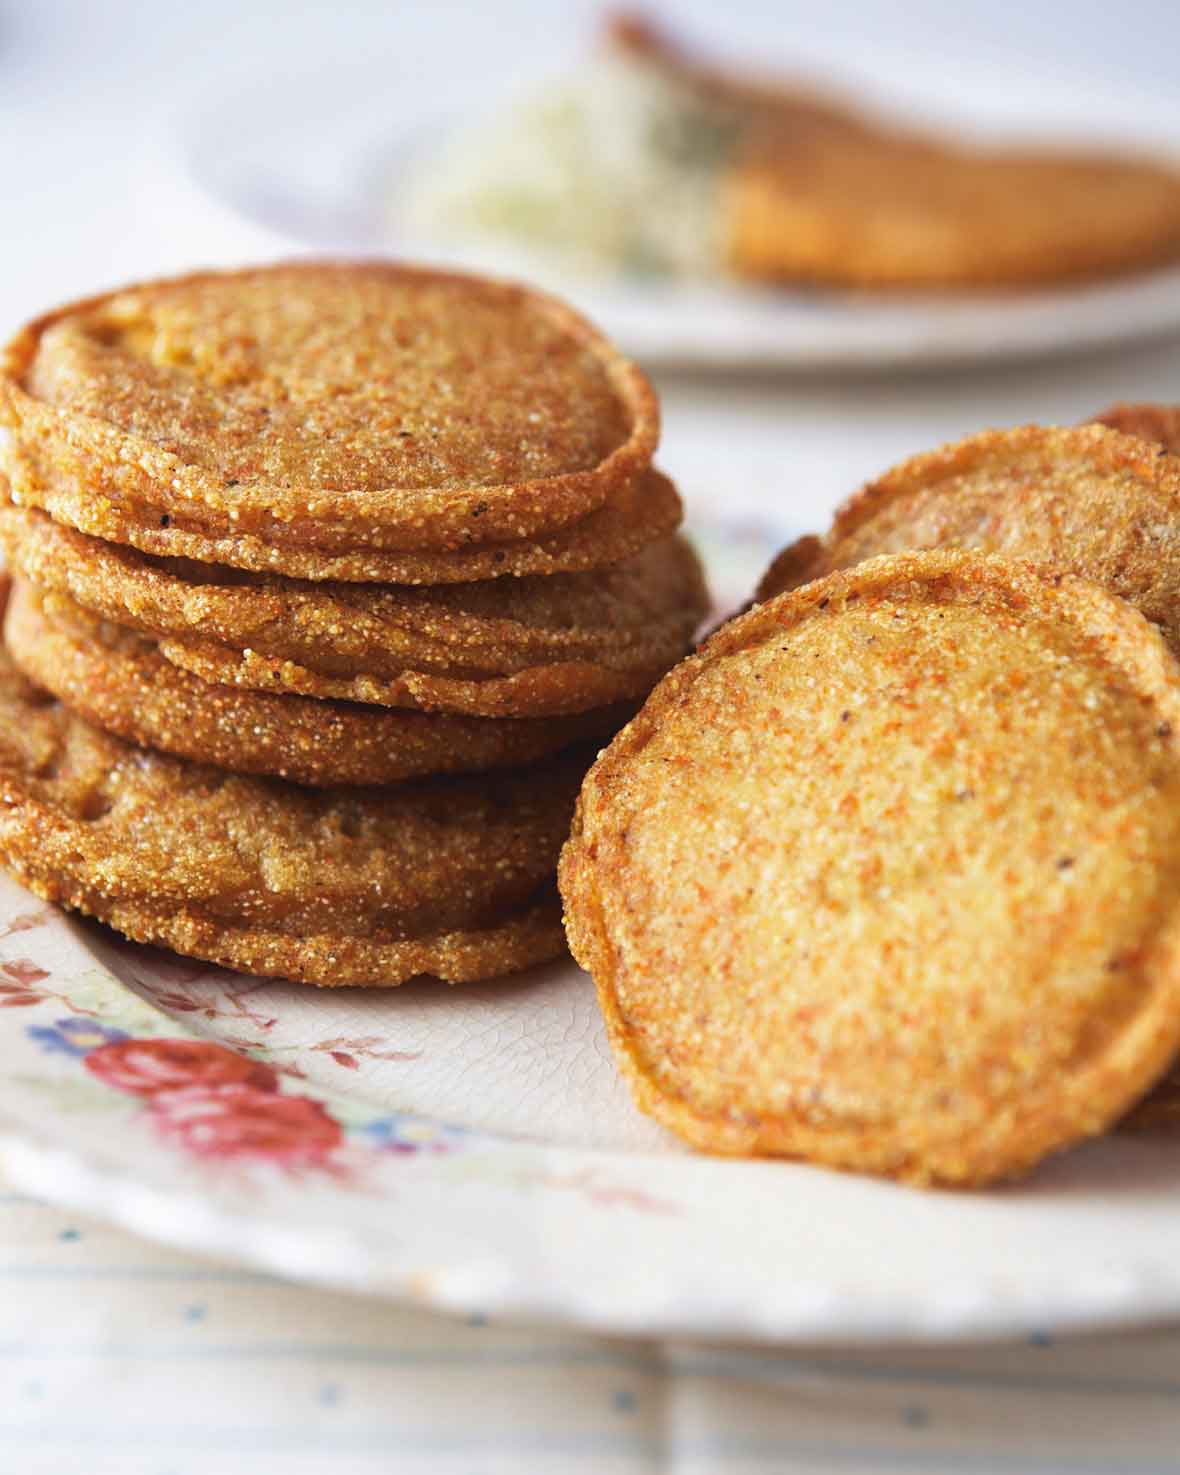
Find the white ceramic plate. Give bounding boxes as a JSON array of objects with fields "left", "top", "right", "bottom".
[
  {"left": 7, "top": 867, "right": 1180, "bottom": 1348},
  {"left": 173, "top": 61, "right": 1180, "bottom": 370}
]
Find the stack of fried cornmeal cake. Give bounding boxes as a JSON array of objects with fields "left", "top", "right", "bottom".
[{"left": 0, "top": 262, "right": 707, "bottom": 986}]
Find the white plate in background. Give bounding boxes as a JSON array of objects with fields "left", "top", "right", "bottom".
[{"left": 174, "top": 59, "right": 1180, "bottom": 369}]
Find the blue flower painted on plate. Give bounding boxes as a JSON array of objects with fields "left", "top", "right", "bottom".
[
  {"left": 27, "top": 1017, "right": 129, "bottom": 1057},
  {"left": 357, "top": 1114, "right": 469, "bottom": 1155}
]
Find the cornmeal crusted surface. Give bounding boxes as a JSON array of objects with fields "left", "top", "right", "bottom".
[
  {"left": 1, "top": 457, "right": 682, "bottom": 583},
  {"left": 756, "top": 426, "right": 1180, "bottom": 659},
  {"left": 0, "top": 263, "right": 691, "bottom": 987},
  {"left": 561, "top": 550, "right": 1180, "bottom": 1185},
  {"left": 7, "top": 582, "right": 624, "bottom": 787},
  {"left": 0, "top": 602, "right": 588, "bottom": 982},
  {"left": 0, "top": 503, "right": 707, "bottom": 715},
  {"left": 0, "top": 262, "right": 659, "bottom": 555}
]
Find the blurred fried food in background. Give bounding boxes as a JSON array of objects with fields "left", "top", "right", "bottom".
[{"left": 406, "top": 9, "right": 1180, "bottom": 291}]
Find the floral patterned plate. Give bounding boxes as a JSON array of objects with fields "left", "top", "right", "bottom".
[
  {"left": 4, "top": 521, "right": 1180, "bottom": 1345},
  {"left": 7, "top": 857, "right": 1180, "bottom": 1346}
]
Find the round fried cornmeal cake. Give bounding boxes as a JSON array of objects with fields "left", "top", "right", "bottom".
[
  {"left": 6, "top": 583, "right": 625, "bottom": 788},
  {"left": 2, "top": 457, "right": 682, "bottom": 584},
  {"left": 0, "top": 262, "right": 658, "bottom": 558},
  {"left": 0, "top": 502, "right": 708, "bottom": 717},
  {"left": 0, "top": 615, "right": 585, "bottom": 985},
  {"left": 560, "top": 550, "right": 1180, "bottom": 1186},
  {"left": 755, "top": 426, "right": 1180, "bottom": 657}
]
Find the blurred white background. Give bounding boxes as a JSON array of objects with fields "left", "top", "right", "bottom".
[{"left": 4, "top": 0, "right": 1180, "bottom": 560}]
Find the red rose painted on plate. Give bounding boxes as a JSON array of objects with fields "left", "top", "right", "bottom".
[
  {"left": 85, "top": 1037, "right": 278, "bottom": 1097},
  {"left": 79, "top": 1037, "right": 345, "bottom": 1168},
  {"left": 147, "top": 1084, "right": 343, "bottom": 1162}
]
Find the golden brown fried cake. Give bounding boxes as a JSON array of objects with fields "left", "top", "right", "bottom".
[
  {"left": 0, "top": 626, "right": 585, "bottom": 985},
  {"left": 1089, "top": 402, "right": 1180, "bottom": 455},
  {"left": 0, "top": 263, "right": 658, "bottom": 563},
  {"left": 561, "top": 550, "right": 1180, "bottom": 1187},
  {"left": 756, "top": 426, "right": 1180, "bottom": 655},
  {"left": 0, "top": 503, "right": 708, "bottom": 717},
  {"left": 7, "top": 583, "right": 626, "bottom": 788},
  {"left": 728, "top": 132, "right": 1180, "bottom": 288},
  {"left": 3, "top": 452, "right": 682, "bottom": 583}
]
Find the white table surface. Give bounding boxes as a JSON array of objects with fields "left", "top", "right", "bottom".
[
  {"left": 8, "top": 1180, "right": 1180, "bottom": 1475},
  {"left": 5, "top": 3, "right": 1180, "bottom": 1469}
]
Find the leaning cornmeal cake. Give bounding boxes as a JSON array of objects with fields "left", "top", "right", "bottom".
[
  {"left": 0, "top": 262, "right": 707, "bottom": 985},
  {"left": 755, "top": 424, "right": 1180, "bottom": 630},
  {"left": 561, "top": 551, "right": 1180, "bottom": 1186}
]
